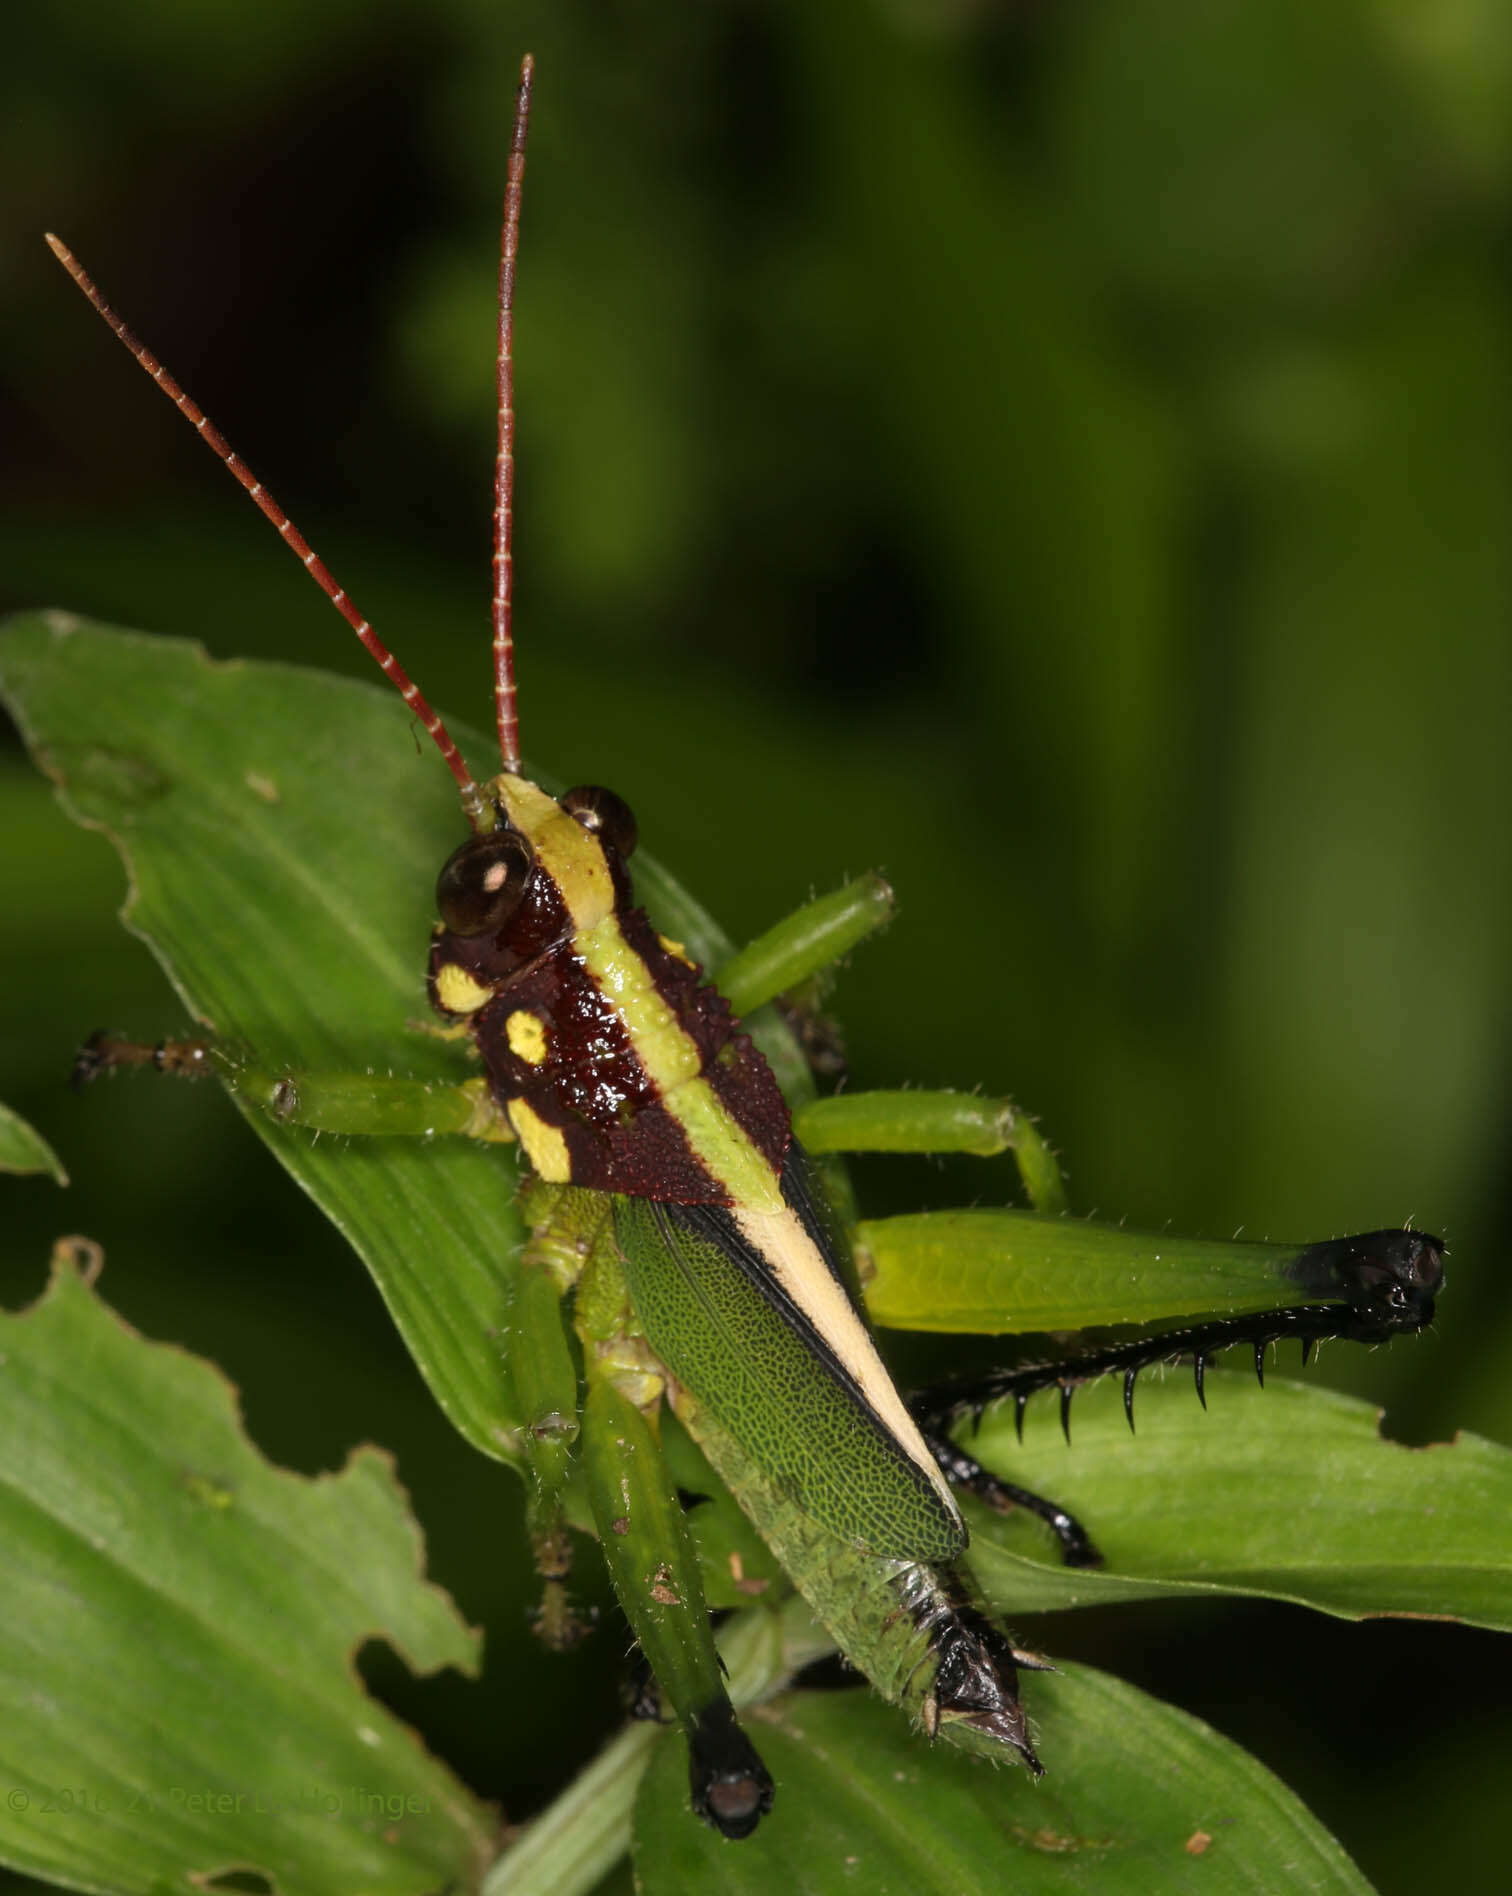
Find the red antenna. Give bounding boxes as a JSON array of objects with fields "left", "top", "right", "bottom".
[
  {"left": 44, "top": 232, "right": 500, "bottom": 830},
  {"left": 492, "top": 53, "right": 533, "bottom": 775}
]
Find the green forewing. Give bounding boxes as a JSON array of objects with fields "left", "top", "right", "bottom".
[{"left": 613, "top": 1193, "right": 961, "bottom": 1562}]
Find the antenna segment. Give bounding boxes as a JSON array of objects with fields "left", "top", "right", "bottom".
[
  {"left": 492, "top": 52, "right": 534, "bottom": 775},
  {"left": 44, "top": 236, "right": 490, "bottom": 831}
]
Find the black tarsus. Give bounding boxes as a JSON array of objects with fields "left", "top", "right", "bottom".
[
  {"left": 72, "top": 1030, "right": 213, "bottom": 1091},
  {"left": 71, "top": 1030, "right": 113, "bottom": 1090},
  {"left": 687, "top": 1698, "right": 774, "bottom": 1840},
  {"left": 1123, "top": 1366, "right": 1137, "bottom": 1433},
  {"left": 1194, "top": 1352, "right": 1207, "bottom": 1409},
  {"left": 1058, "top": 1381, "right": 1073, "bottom": 1444}
]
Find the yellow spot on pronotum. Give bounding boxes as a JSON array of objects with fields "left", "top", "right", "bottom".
[
  {"left": 506, "top": 1009, "right": 549, "bottom": 1065},
  {"left": 436, "top": 963, "right": 492, "bottom": 1015},
  {"left": 507, "top": 1099, "right": 572, "bottom": 1181},
  {"left": 657, "top": 934, "right": 695, "bottom": 969}
]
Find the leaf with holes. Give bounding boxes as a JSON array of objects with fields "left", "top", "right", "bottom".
[{"left": 0, "top": 1239, "right": 493, "bottom": 1896}]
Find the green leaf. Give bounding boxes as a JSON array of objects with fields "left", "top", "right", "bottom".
[
  {"left": 959, "top": 1371, "right": 1512, "bottom": 1627},
  {"left": 0, "top": 614, "right": 797, "bottom": 1468},
  {"left": 632, "top": 1666, "right": 1371, "bottom": 1895},
  {"left": 0, "top": 1102, "right": 67, "bottom": 1185},
  {"left": 0, "top": 1239, "right": 492, "bottom": 1896}
]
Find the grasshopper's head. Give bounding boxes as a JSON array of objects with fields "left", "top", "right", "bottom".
[{"left": 429, "top": 777, "right": 639, "bottom": 1010}]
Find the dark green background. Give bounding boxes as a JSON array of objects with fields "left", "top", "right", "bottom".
[{"left": 3, "top": 2, "right": 1508, "bottom": 1890}]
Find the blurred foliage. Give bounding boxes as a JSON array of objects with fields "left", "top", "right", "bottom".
[{"left": 1, "top": 1, "right": 1508, "bottom": 1891}]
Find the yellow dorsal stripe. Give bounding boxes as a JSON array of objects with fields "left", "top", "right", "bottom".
[
  {"left": 578, "top": 915, "right": 784, "bottom": 1215},
  {"left": 492, "top": 773, "right": 617, "bottom": 930},
  {"left": 497, "top": 769, "right": 784, "bottom": 1215}
]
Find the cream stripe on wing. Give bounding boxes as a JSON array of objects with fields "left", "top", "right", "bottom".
[{"left": 730, "top": 1201, "right": 962, "bottom": 1524}]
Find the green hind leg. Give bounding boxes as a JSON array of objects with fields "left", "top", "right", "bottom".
[{"left": 572, "top": 1207, "right": 775, "bottom": 1839}]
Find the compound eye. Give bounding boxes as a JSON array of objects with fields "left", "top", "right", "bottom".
[
  {"left": 561, "top": 784, "right": 638, "bottom": 859},
  {"left": 435, "top": 830, "right": 535, "bottom": 938}
]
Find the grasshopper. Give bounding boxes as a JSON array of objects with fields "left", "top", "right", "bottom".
[{"left": 45, "top": 56, "right": 1443, "bottom": 1842}]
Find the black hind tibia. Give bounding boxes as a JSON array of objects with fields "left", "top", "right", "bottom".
[{"left": 920, "top": 1423, "right": 1104, "bottom": 1568}]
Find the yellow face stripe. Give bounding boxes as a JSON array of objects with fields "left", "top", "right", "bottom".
[{"left": 436, "top": 963, "right": 492, "bottom": 1015}]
